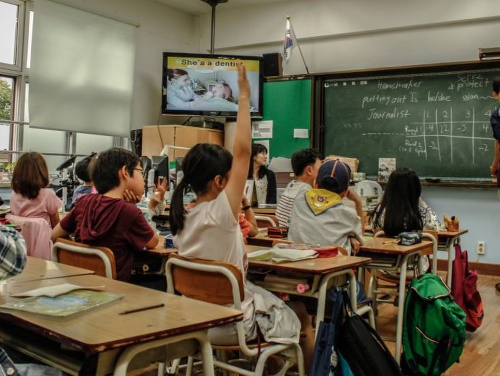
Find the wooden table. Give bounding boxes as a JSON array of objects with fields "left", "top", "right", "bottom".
[
  {"left": 252, "top": 207, "right": 277, "bottom": 215},
  {"left": 246, "top": 230, "right": 291, "bottom": 247},
  {"left": 363, "top": 227, "right": 468, "bottom": 286},
  {"left": 0, "top": 274, "right": 242, "bottom": 376},
  {"left": 358, "top": 237, "right": 433, "bottom": 363},
  {"left": 4, "top": 256, "right": 95, "bottom": 283},
  {"left": 247, "top": 247, "right": 373, "bottom": 334}
]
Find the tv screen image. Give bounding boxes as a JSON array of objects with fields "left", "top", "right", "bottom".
[{"left": 162, "top": 52, "right": 263, "bottom": 117}]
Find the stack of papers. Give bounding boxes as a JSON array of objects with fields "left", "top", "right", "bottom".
[{"left": 248, "top": 248, "right": 318, "bottom": 263}]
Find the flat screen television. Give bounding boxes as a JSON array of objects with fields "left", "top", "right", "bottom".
[{"left": 162, "top": 52, "right": 263, "bottom": 118}]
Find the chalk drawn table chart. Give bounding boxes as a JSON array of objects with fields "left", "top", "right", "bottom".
[{"left": 323, "top": 63, "right": 500, "bottom": 180}]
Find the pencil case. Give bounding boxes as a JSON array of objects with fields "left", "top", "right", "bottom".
[{"left": 397, "top": 232, "right": 422, "bottom": 246}]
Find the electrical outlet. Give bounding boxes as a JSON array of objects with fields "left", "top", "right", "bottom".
[{"left": 477, "top": 241, "right": 486, "bottom": 255}]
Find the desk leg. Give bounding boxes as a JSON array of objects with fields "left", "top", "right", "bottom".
[
  {"left": 316, "top": 269, "right": 375, "bottom": 337},
  {"left": 395, "top": 255, "right": 409, "bottom": 365},
  {"left": 446, "top": 238, "right": 456, "bottom": 286},
  {"left": 111, "top": 330, "right": 214, "bottom": 376}
]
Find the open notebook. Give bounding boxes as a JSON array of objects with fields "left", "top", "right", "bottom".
[{"left": 1, "top": 284, "right": 123, "bottom": 320}]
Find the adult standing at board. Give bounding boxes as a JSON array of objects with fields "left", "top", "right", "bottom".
[
  {"left": 488, "top": 77, "right": 500, "bottom": 293},
  {"left": 247, "top": 143, "right": 277, "bottom": 206}
]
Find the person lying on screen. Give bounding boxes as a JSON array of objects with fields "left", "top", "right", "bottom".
[{"left": 166, "top": 69, "right": 239, "bottom": 112}]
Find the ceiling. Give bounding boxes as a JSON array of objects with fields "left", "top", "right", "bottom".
[{"left": 152, "top": 0, "right": 285, "bottom": 15}]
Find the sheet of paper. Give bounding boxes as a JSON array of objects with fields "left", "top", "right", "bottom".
[
  {"left": 10, "top": 283, "right": 106, "bottom": 298},
  {"left": 293, "top": 128, "right": 309, "bottom": 138},
  {"left": 252, "top": 120, "right": 273, "bottom": 139}
]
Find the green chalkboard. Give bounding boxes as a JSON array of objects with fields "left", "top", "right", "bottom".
[
  {"left": 323, "top": 62, "right": 500, "bottom": 180},
  {"left": 260, "top": 79, "right": 312, "bottom": 158}
]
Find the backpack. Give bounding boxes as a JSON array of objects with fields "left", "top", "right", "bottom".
[
  {"left": 402, "top": 274, "right": 466, "bottom": 376},
  {"left": 310, "top": 287, "right": 344, "bottom": 376},
  {"left": 337, "top": 291, "right": 403, "bottom": 376},
  {"left": 451, "top": 244, "right": 484, "bottom": 332}
]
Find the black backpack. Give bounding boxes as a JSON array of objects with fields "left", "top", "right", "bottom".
[{"left": 337, "top": 291, "right": 404, "bottom": 376}]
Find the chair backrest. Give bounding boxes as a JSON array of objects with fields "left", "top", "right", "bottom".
[
  {"left": 255, "top": 215, "right": 278, "bottom": 228},
  {"left": 52, "top": 238, "right": 117, "bottom": 279},
  {"left": 166, "top": 253, "right": 244, "bottom": 307},
  {"left": 6, "top": 214, "right": 52, "bottom": 260}
]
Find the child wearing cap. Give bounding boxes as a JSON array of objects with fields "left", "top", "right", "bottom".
[{"left": 288, "top": 159, "right": 364, "bottom": 255}]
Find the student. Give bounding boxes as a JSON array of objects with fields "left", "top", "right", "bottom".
[
  {"left": 276, "top": 148, "right": 321, "bottom": 227},
  {"left": 240, "top": 194, "right": 258, "bottom": 240},
  {"left": 10, "top": 152, "right": 63, "bottom": 229},
  {"left": 0, "top": 224, "right": 63, "bottom": 375},
  {"left": 371, "top": 168, "right": 440, "bottom": 278},
  {"left": 72, "top": 153, "right": 97, "bottom": 205},
  {"left": 247, "top": 143, "right": 277, "bottom": 206},
  {"left": 166, "top": 68, "right": 200, "bottom": 110},
  {"left": 170, "top": 62, "right": 314, "bottom": 371},
  {"left": 288, "top": 159, "right": 364, "bottom": 255},
  {"left": 51, "top": 148, "right": 161, "bottom": 285},
  {"left": 371, "top": 168, "right": 440, "bottom": 236}
]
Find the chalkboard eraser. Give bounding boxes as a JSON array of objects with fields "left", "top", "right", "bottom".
[{"left": 425, "top": 178, "right": 441, "bottom": 183}]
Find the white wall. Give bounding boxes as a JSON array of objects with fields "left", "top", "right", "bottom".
[
  {"left": 203, "top": 0, "right": 500, "bottom": 74},
  {"left": 201, "top": 0, "right": 500, "bottom": 265}
]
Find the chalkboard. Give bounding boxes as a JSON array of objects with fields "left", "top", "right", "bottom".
[
  {"left": 323, "top": 62, "right": 500, "bottom": 180},
  {"left": 261, "top": 79, "right": 312, "bottom": 158}
]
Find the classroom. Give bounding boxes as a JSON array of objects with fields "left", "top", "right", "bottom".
[{"left": 1, "top": 0, "right": 500, "bottom": 375}]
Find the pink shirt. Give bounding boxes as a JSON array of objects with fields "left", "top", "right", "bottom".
[{"left": 10, "top": 188, "right": 63, "bottom": 227}]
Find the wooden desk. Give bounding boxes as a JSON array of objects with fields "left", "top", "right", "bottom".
[
  {"left": 0, "top": 274, "right": 242, "bottom": 376},
  {"left": 363, "top": 227, "right": 468, "bottom": 286},
  {"left": 252, "top": 207, "right": 277, "bottom": 215},
  {"left": 246, "top": 230, "right": 291, "bottom": 247},
  {"left": 358, "top": 237, "right": 433, "bottom": 364},
  {"left": 4, "top": 256, "right": 95, "bottom": 283},
  {"left": 247, "top": 249, "right": 373, "bottom": 334}
]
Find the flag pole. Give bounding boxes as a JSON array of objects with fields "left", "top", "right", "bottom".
[{"left": 288, "top": 15, "right": 310, "bottom": 74}]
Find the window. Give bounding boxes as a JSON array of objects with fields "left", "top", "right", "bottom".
[
  {"left": 0, "top": 76, "right": 14, "bottom": 152},
  {"left": 0, "top": 1, "right": 19, "bottom": 67},
  {"left": 0, "top": 0, "right": 27, "bottom": 162}
]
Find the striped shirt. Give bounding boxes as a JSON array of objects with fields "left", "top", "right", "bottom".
[
  {"left": 276, "top": 181, "right": 311, "bottom": 227},
  {"left": 0, "top": 224, "right": 27, "bottom": 280}
]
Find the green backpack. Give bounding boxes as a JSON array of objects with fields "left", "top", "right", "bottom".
[{"left": 402, "top": 274, "right": 466, "bottom": 376}]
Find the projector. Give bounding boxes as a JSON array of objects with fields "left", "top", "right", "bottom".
[{"left": 479, "top": 47, "right": 500, "bottom": 60}]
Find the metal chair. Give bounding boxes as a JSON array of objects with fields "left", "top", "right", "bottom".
[
  {"left": 52, "top": 237, "right": 117, "bottom": 279},
  {"left": 166, "top": 253, "right": 305, "bottom": 376}
]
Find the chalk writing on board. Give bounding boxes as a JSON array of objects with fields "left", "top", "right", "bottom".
[{"left": 323, "top": 66, "right": 500, "bottom": 179}]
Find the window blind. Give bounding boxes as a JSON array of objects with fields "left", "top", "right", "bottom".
[{"left": 30, "top": 0, "right": 136, "bottom": 137}]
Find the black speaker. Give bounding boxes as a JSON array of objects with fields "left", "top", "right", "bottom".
[{"left": 263, "top": 53, "right": 283, "bottom": 77}]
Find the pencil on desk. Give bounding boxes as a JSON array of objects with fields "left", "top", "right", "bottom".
[
  {"left": 383, "top": 240, "right": 398, "bottom": 244},
  {"left": 119, "top": 303, "right": 165, "bottom": 315}
]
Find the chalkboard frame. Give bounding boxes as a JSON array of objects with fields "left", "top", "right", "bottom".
[{"left": 317, "top": 60, "right": 500, "bottom": 183}]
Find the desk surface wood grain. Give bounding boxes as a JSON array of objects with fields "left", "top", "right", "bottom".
[
  {"left": 0, "top": 274, "right": 242, "bottom": 354},
  {"left": 4, "top": 257, "right": 95, "bottom": 283},
  {"left": 360, "top": 237, "right": 433, "bottom": 255}
]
